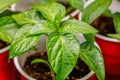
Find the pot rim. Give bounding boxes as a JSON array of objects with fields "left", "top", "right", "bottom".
[
  {"left": 14, "top": 57, "right": 35, "bottom": 80},
  {"left": 95, "top": 34, "right": 120, "bottom": 43},
  {"left": 14, "top": 56, "right": 94, "bottom": 80},
  {"left": 0, "top": 46, "right": 10, "bottom": 54}
]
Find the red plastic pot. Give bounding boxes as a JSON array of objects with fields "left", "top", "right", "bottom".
[
  {"left": 95, "top": 34, "right": 120, "bottom": 77},
  {"left": 0, "top": 46, "right": 19, "bottom": 80}
]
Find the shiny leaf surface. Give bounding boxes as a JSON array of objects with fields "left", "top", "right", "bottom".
[
  {"left": 80, "top": 41, "right": 105, "bottom": 80},
  {"left": 47, "top": 32, "right": 80, "bottom": 80}
]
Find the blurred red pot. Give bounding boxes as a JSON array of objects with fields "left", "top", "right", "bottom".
[{"left": 0, "top": 46, "right": 19, "bottom": 80}]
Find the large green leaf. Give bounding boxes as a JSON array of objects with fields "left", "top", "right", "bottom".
[
  {"left": 67, "top": 0, "right": 84, "bottom": 11},
  {"left": 46, "top": 32, "right": 80, "bottom": 80},
  {"left": 12, "top": 9, "right": 41, "bottom": 25},
  {"left": 9, "top": 35, "right": 42, "bottom": 58},
  {"left": 0, "top": 17, "right": 19, "bottom": 43},
  {"left": 113, "top": 12, "right": 120, "bottom": 33},
  {"left": 35, "top": 3, "right": 66, "bottom": 26},
  {"left": 59, "top": 19, "right": 98, "bottom": 34},
  {"left": 82, "top": 0, "right": 112, "bottom": 24},
  {"left": 0, "top": 0, "right": 18, "bottom": 10},
  {"left": 107, "top": 34, "right": 120, "bottom": 40},
  {"left": 14, "top": 20, "right": 56, "bottom": 39},
  {"left": 80, "top": 41, "right": 105, "bottom": 80}
]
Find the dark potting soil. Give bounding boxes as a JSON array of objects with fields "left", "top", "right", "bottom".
[
  {"left": 0, "top": 39, "right": 9, "bottom": 49},
  {"left": 91, "top": 15, "right": 116, "bottom": 36},
  {"left": 23, "top": 51, "right": 90, "bottom": 80}
]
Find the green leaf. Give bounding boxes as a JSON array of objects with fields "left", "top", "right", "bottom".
[
  {"left": 0, "top": 0, "right": 18, "bottom": 10},
  {"left": 35, "top": 3, "right": 66, "bottom": 26},
  {"left": 0, "top": 17, "right": 19, "bottom": 43},
  {"left": 0, "top": 16, "right": 15, "bottom": 26},
  {"left": 103, "top": 9, "right": 113, "bottom": 17},
  {"left": 14, "top": 20, "right": 56, "bottom": 39},
  {"left": 84, "top": 34, "right": 95, "bottom": 44},
  {"left": 59, "top": 19, "right": 98, "bottom": 34},
  {"left": 67, "top": 0, "right": 84, "bottom": 11},
  {"left": 80, "top": 41, "right": 105, "bottom": 80},
  {"left": 9, "top": 35, "right": 42, "bottom": 58},
  {"left": 82, "top": 0, "right": 112, "bottom": 24},
  {"left": 46, "top": 32, "right": 80, "bottom": 80},
  {"left": 0, "top": 31, "right": 11, "bottom": 43},
  {"left": 107, "top": 34, "right": 120, "bottom": 40},
  {"left": 113, "top": 12, "right": 120, "bottom": 33},
  {"left": 12, "top": 9, "right": 41, "bottom": 25}
]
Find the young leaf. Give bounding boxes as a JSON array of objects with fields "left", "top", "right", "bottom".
[
  {"left": 67, "top": 0, "right": 84, "bottom": 11},
  {"left": 80, "top": 41, "right": 105, "bottom": 80},
  {"left": 107, "top": 34, "right": 120, "bottom": 40},
  {"left": 9, "top": 35, "right": 42, "bottom": 58},
  {"left": 12, "top": 9, "right": 41, "bottom": 25},
  {"left": 14, "top": 20, "right": 56, "bottom": 39},
  {"left": 0, "top": 0, "right": 18, "bottom": 10},
  {"left": 0, "top": 17, "right": 19, "bottom": 43},
  {"left": 46, "top": 32, "right": 80, "bottom": 80},
  {"left": 35, "top": 3, "right": 66, "bottom": 26},
  {"left": 59, "top": 19, "right": 98, "bottom": 34},
  {"left": 82, "top": 0, "right": 112, "bottom": 24},
  {"left": 31, "top": 58, "right": 52, "bottom": 72},
  {"left": 113, "top": 12, "right": 120, "bottom": 33}
]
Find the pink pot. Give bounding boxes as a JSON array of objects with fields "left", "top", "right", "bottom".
[
  {"left": 95, "top": 34, "right": 120, "bottom": 77},
  {"left": 0, "top": 46, "right": 19, "bottom": 80}
]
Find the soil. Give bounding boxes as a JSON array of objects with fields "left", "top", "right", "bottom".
[
  {"left": 0, "top": 39, "right": 9, "bottom": 49},
  {"left": 91, "top": 15, "right": 116, "bottom": 36},
  {"left": 23, "top": 50, "right": 90, "bottom": 80}
]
